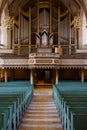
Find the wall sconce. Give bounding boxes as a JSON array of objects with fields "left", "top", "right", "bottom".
[
  {"left": 73, "top": 15, "right": 82, "bottom": 29},
  {"left": 3, "top": 15, "right": 14, "bottom": 29}
]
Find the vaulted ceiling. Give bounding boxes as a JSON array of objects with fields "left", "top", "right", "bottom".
[
  {"left": 0, "top": 0, "right": 3, "bottom": 8},
  {"left": 0, "top": 0, "right": 87, "bottom": 19}
]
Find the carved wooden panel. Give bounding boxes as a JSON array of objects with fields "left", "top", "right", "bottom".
[
  {"left": 36, "top": 59, "right": 52, "bottom": 64},
  {"left": 37, "top": 48, "right": 52, "bottom": 53}
]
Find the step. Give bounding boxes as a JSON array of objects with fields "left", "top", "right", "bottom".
[
  {"left": 27, "top": 109, "right": 57, "bottom": 112},
  {"left": 18, "top": 91, "right": 63, "bottom": 130},
  {"left": 20, "top": 124, "right": 63, "bottom": 128}
]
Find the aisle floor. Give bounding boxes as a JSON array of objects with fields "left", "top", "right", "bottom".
[{"left": 18, "top": 88, "right": 63, "bottom": 130}]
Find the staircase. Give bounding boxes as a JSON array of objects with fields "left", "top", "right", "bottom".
[{"left": 18, "top": 89, "right": 63, "bottom": 130}]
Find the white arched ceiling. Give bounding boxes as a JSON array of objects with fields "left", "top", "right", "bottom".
[
  {"left": 0, "top": 0, "right": 3, "bottom": 8},
  {"left": 8, "top": 0, "right": 14, "bottom": 3},
  {"left": 83, "top": 0, "right": 87, "bottom": 9}
]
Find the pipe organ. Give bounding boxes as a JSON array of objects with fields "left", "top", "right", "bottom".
[{"left": 13, "top": 1, "right": 76, "bottom": 56}]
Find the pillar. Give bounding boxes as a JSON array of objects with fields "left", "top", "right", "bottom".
[
  {"left": 4, "top": 70, "right": 8, "bottom": 82},
  {"left": 75, "top": 28, "right": 77, "bottom": 50},
  {"left": 29, "top": 7, "right": 31, "bottom": 55},
  {"left": 7, "top": 29, "right": 12, "bottom": 49},
  {"left": 30, "top": 69, "right": 33, "bottom": 84},
  {"left": 81, "top": 69, "right": 84, "bottom": 82},
  {"left": 69, "top": 11, "right": 71, "bottom": 55},
  {"left": 56, "top": 69, "right": 59, "bottom": 84},
  {"left": 18, "top": 8, "right": 21, "bottom": 55},
  {"left": 58, "top": 7, "right": 60, "bottom": 47}
]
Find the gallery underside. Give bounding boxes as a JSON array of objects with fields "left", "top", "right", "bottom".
[{"left": 0, "top": 68, "right": 87, "bottom": 87}]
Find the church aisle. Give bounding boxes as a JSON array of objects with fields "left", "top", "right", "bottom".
[{"left": 18, "top": 88, "right": 63, "bottom": 130}]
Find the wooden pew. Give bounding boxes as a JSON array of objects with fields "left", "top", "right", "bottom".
[{"left": 53, "top": 82, "right": 87, "bottom": 130}]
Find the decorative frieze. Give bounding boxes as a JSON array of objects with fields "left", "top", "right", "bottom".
[
  {"left": 0, "top": 57, "right": 86, "bottom": 69},
  {"left": 60, "top": 59, "right": 87, "bottom": 65},
  {"left": 4, "top": 59, "right": 28, "bottom": 65},
  {"left": 28, "top": 59, "right": 35, "bottom": 64},
  {"left": 36, "top": 59, "right": 52, "bottom": 64},
  {"left": 54, "top": 59, "right": 59, "bottom": 63}
]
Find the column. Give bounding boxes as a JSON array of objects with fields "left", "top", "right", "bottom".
[
  {"left": 7, "top": 29, "right": 12, "bottom": 49},
  {"left": 18, "top": 8, "right": 21, "bottom": 55},
  {"left": 4, "top": 70, "right": 8, "bottom": 82},
  {"left": 58, "top": 7, "right": 60, "bottom": 47},
  {"left": 77, "top": 29, "right": 79, "bottom": 49},
  {"left": 69, "top": 11, "right": 71, "bottom": 54},
  {"left": 56, "top": 69, "right": 59, "bottom": 84},
  {"left": 30, "top": 69, "right": 33, "bottom": 84},
  {"left": 50, "top": 0, "right": 52, "bottom": 33},
  {"left": 37, "top": 1, "right": 39, "bottom": 34},
  {"left": 81, "top": 69, "right": 84, "bottom": 82},
  {"left": 29, "top": 7, "right": 31, "bottom": 55},
  {"left": 75, "top": 28, "right": 77, "bottom": 50}
]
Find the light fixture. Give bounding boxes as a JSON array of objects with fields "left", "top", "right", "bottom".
[
  {"left": 73, "top": 14, "right": 81, "bottom": 29},
  {"left": 3, "top": 15, "right": 14, "bottom": 29}
]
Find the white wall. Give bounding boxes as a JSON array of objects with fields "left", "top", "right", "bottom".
[
  {"left": 0, "top": 4, "right": 11, "bottom": 49},
  {"left": 82, "top": 12, "right": 87, "bottom": 47},
  {"left": 1, "top": 10, "right": 7, "bottom": 48}
]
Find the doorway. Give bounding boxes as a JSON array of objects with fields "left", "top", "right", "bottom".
[{"left": 34, "top": 69, "right": 52, "bottom": 84}]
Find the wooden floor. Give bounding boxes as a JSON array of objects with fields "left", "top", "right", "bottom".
[{"left": 18, "top": 88, "right": 63, "bottom": 130}]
